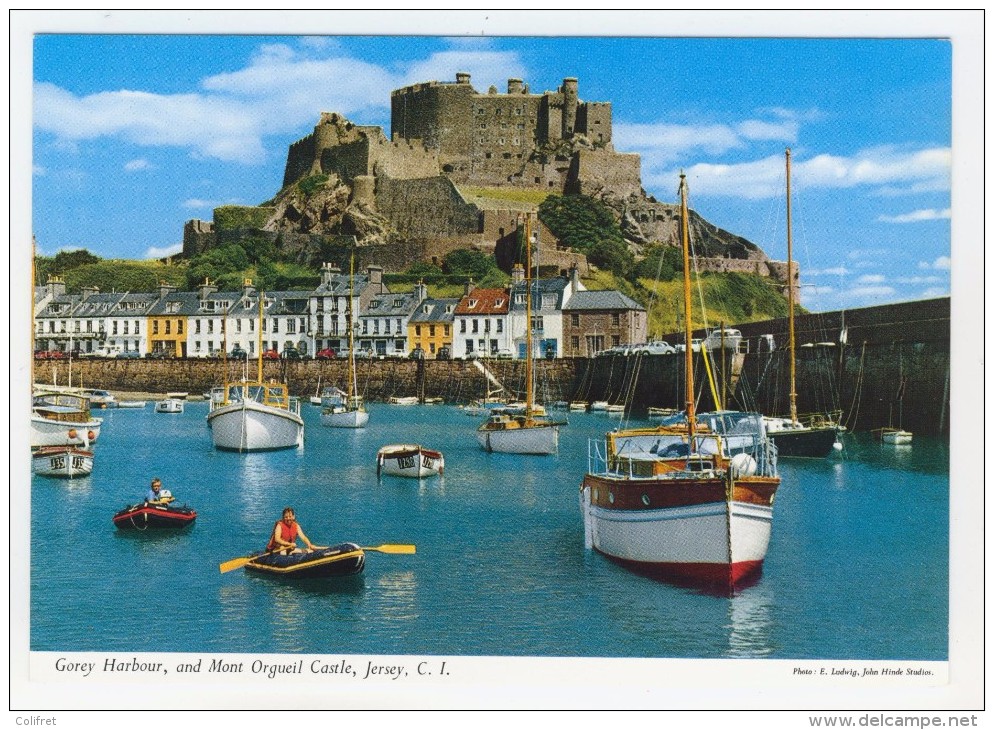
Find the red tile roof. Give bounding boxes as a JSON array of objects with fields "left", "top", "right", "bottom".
[{"left": 453, "top": 288, "right": 510, "bottom": 315}]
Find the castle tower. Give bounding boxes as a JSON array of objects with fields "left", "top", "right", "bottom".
[{"left": 561, "top": 77, "right": 579, "bottom": 138}]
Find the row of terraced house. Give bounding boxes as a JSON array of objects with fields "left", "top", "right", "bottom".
[{"left": 33, "top": 263, "right": 646, "bottom": 360}]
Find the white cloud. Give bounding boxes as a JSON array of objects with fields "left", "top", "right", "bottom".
[
  {"left": 919, "top": 255, "right": 951, "bottom": 270},
  {"left": 876, "top": 208, "right": 951, "bottom": 223},
  {"left": 857, "top": 274, "right": 885, "bottom": 284},
  {"left": 846, "top": 285, "right": 897, "bottom": 300},
  {"left": 145, "top": 243, "right": 183, "bottom": 259},
  {"left": 895, "top": 275, "right": 941, "bottom": 285},
  {"left": 807, "top": 266, "right": 850, "bottom": 277},
  {"left": 182, "top": 199, "right": 216, "bottom": 209},
  {"left": 124, "top": 158, "right": 153, "bottom": 172},
  {"left": 920, "top": 287, "right": 949, "bottom": 298}
]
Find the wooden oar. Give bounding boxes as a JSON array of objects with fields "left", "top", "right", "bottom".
[
  {"left": 362, "top": 544, "right": 416, "bottom": 554},
  {"left": 219, "top": 548, "right": 285, "bottom": 574}
]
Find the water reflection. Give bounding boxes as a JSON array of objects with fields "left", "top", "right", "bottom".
[
  {"left": 725, "top": 582, "right": 775, "bottom": 657},
  {"left": 373, "top": 569, "right": 419, "bottom": 622}
]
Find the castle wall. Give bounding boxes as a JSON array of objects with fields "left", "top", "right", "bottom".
[
  {"left": 374, "top": 176, "right": 482, "bottom": 239},
  {"left": 567, "top": 149, "right": 642, "bottom": 199}
]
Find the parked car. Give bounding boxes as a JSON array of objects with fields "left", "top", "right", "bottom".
[
  {"left": 281, "top": 347, "right": 302, "bottom": 360},
  {"left": 117, "top": 349, "right": 142, "bottom": 359},
  {"left": 494, "top": 349, "right": 514, "bottom": 360},
  {"left": 410, "top": 347, "right": 425, "bottom": 360},
  {"left": 34, "top": 350, "right": 50, "bottom": 360},
  {"left": 702, "top": 328, "right": 742, "bottom": 352},
  {"left": 48, "top": 350, "right": 67, "bottom": 360},
  {"left": 262, "top": 349, "right": 280, "bottom": 360},
  {"left": 631, "top": 341, "right": 676, "bottom": 356},
  {"left": 145, "top": 349, "right": 173, "bottom": 359},
  {"left": 229, "top": 346, "right": 248, "bottom": 360},
  {"left": 315, "top": 348, "right": 337, "bottom": 360},
  {"left": 435, "top": 346, "right": 451, "bottom": 361},
  {"left": 85, "top": 346, "right": 122, "bottom": 359}
]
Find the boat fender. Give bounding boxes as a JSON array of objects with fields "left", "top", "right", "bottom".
[
  {"left": 729, "top": 453, "right": 757, "bottom": 478},
  {"left": 68, "top": 429, "right": 78, "bottom": 439},
  {"left": 88, "top": 430, "right": 96, "bottom": 441},
  {"left": 160, "top": 490, "right": 172, "bottom": 499}
]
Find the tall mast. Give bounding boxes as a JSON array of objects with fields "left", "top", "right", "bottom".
[
  {"left": 348, "top": 244, "right": 357, "bottom": 400},
  {"left": 524, "top": 215, "right": 534, "bottom": 416},
  {"left": 679, "top": 174, "right": 696, "bottom": 445},
  {"left": 786, "top": 148, "right": 798, "bottom": 424},
  {"left": 257, "top": 290, "right": 264, "bottom": 383}
]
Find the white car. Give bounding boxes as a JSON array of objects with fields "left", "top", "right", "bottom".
[
  {"left": 632, "top": 341, "right": 676, "bottom": 355},
  {"left": 702, "top": 328, "right": 742, "bottom": 351}
]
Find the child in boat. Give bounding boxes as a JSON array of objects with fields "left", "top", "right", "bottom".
[{"left": 267, "top": 507, "right": 325, "bottom": 554}]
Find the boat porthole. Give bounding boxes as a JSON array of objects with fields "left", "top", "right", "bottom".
[
  {"left": 608, "top": 492, "right": 615, "bottom": 504},
  {"left": 642, "top": 494, "right": 650, "bottom": 506}
]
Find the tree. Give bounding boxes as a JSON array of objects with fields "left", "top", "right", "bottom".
[
  {"left": 538, "top": 194, "right": 633, "bottom": 278},
  {"left": 442, "top": 249, "right": 498, "bottom": 280},
  {"left": 52, "top": 249, "right": 101, "bottom": 273},
  {"left": 635, "top": 244, "right": 682, "bottom": 282}
]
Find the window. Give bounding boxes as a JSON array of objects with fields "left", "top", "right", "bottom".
[
  {"left": 165, "top": 321, "right": 171, "bottom": 335},
  {"left": 460, "top": 320, "right": 466, "bottom": 333},
  {"left": 272, "top": 319, "right": 278, "bottom": 333},
  {"left": 153, "top": 321, "right": 159, "bottom": 335},
  {"left": 177, "top": 320, "right": 183, "bottom": 335},
  {"left": 250, "top": 319, "right": 254, "bottom": 332},
  {"left": 429, "top": 325, "right": 435, "bottom": 337},
  {"left": 416, "top": 325, "right": 421, "bottom": 336},
  {"left": 496, "top": 320, "right": 503, "bottom": 333},
  {"left": 612, "top": 313, "right": 621, "bottom": 326},
  {"left": 444, "top": 325, "right": 450, "bottom": 336},
  {"left": 373, "top": 320, "right": 379, "bottom": 335},
  {"left": 134, "top": 321, "right": 140, "bottom": 335},
  {"left": 195, "top": 320, "right": 201, "bottom": 334},
  {"left": 531, "top": 316, "right": 543, "bottom": 331},
  {"left": 484, "top": 319, "right": 490, "bottom": 333},
  {"left": 237, "top": 319, "right": 242, "bottom": 333},
  {"left": 207, "top": 320, "right": 213, "bottom": 334},
  {"left": 467, "top": 299, "right": 478, "bottom": 309},
  {"left": 362, "top": 321, "right": 369, "bottom": 334},
  {"left": 571, "top": 313, "right": 580, "bottom": 327},
  {"left": 472, "top": 320, "right": 479, "bottom": 334},
  {"left": 287, "top": 319, "right": 296, "bottom": 334},
  {"left": 123, "top": 321, "right": 129, "bottom": 335},
  {"left": 612, "top": 335, "right": 621, "bottom": 347},
  {"left": 112, "top": 321, "right": 118, "bottom": 335},
  {"left": 571, "top": 336, "right": 580, "bottom": 350}
]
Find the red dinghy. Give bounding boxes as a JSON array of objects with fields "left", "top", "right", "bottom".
[{"left": 113, "top": 500, "right": 197, "bottom": 530}]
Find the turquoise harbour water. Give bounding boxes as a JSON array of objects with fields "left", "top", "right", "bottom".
[{"left": 30, "top": 402, "right": 948, "bottom": 660}]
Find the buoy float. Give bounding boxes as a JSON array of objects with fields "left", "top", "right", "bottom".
[
  {"left": 67, "top": 429, "right": 78, "bottom": 439},
  {"left": 832, "top": 441, "right": 843, "bottom": 452},
  {"left": 88, "top": 430, "right": 96, "bottom": 441}
]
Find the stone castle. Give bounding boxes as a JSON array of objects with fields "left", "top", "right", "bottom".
[{"left": 183, "top": 73, "right": 792, "bottom": 296}]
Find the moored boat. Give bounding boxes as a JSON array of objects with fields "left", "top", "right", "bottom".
[
  {"left": 376, "top": 444, "right": 444, "bottom": 478},
  {"left": 155, "top": 398, "right": 185, "bottom": 414},
  {"left": 569, "top": 401, "right": 589, "bottom": 412},
  {"left": 112, "top": 499, "right": 197, "bottom": 530},
  {"left": 590, "top": 401, "right": 608, "bottom": 411},
  {"left": 116, "top": 400, "right": 147, "bottom": 409},
  {"left": 580, "top": 174, "right": 781, "bottom": 593},
  {"left": 244, "top": 543, "right": 365, "bottom": 580},
  {"left": 876, "top": 428, "right": 913, "bottom": 445},
  {"left": 31, "top": 391, "right": 102, "bottom": 447},
  {"left": 388, "top": 396, "right": 419, "bottom": 406},
  {"left": 321, "top": 248, "right": 369, "bottom": 429},
  {"left": 166, "top": 391, "right": 189, "bottom": 400},
  {"left": 32, "top": 445, "right": 94, "bottom": 478}
]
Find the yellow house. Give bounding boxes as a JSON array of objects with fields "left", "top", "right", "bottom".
[
  {"left": 407, "top": 298, "right": 458, "bottom": 358},
  {"left": 147, "top": 287, "right": 194, "bottom": 357}
]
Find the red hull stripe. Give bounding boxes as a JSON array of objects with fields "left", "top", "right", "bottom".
[{"left": 601, "top": 553, "right": 764, "bottom": 590}]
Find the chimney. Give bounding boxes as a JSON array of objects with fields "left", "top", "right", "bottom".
[
  {"left": 507, "top": 78, "right": 523, "bottom": 95},
  {"left": 414, "top": 280, "right": 429, "bottom": 303},
  {"left": 320, "top": 262, "right": 342, "bottom": 287},
  {"left": 456, "top": 72, "right": 471, "bottom": 85},
  {"left": 199, "top": 278, "right": 217, "bottom": 300},
  {"left": 464, "top": 278, "right": 476, "bottom": 296},
  {"left": 570, "top": 265, "right": 580, "bottom": 295},
  {"left": 367, "top": 265, "right": 384, "bottom": 293},
  {"left": 157, "top": 281, "right": 176, "bottom": 299},
  {"left": 81, "top": 286, "right": 100, "bottom": 300},
  {"left": 46, "top": 275, "right": 66, "bottom": 299},
  {"left": 511, "top": 263, "right": 525, "bottom": 285},
  {"left": 241, "top": 278, "right": 256, "bottom": 299}
]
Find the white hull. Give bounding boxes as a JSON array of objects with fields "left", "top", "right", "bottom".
[
  {"left": 32, "top": 447, "right": 94, "bottom": 478},
  {"left": 309, "top": 396, "right": 323, "bottom": 406},
  {"left": 321, "top": 408, "right": 369, "bottom": 429},
  {"left": 31, "top": 413, "right": 102, "bottom": 447},
  {"left": 208, "top": 400, "right": 304, "bottom": 451},
  {"left": 581, "top": 487, "right": 773, "bottom": 567},
  {"left": 116, "top": 401, "right": 147, "bottom": 409},
  {"left": 477, "top": 423, "right": 559, "bottom": 455},
  {"left": 155, "top": 399, "right": 185, "bottom": 413},
  {"left": 377, "top": 445, "right": 444, "bottom": 478},
  {"left": 590, "top": 401, "right": 608, "bottom": 411},
  {"left": 388, "top": 396, "right": 419, "bottom": 405},
  {"left": 882, "top": 430, "right": 913, "bottom": 445}
]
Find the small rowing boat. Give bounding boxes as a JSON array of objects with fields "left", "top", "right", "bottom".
[
  {"left": 32, "top": 445, "right": 94, "bottom": 478},
  {"left": 376, "top": 444, "right": 444, "bottom": 478},
  {"left": 244, "top": 543, "right": 365, "bottom": 579},
  {"left": 112, "top": 498, "right": 197, "bottom": 530},
  {"left": 155, "top": 399, "right": 184, "bottom": 414}
]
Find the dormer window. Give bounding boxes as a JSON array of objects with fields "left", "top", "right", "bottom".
[
  {"left": 494, "top": 299, "right": 504, "bottom": 308},
  {"left": 370, "top": 301, "right": 380, "bottom": 309},
  {"left": 467, "top": 299, "right": 478, "bottom": 309},
  {"left": 423, "top": 305, "right": 430, "bottom": 314},
  {"left": 393, "top": 300, "right": 403, "bottom": 308}
]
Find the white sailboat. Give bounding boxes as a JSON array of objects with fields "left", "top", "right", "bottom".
[
  {"left": 580, "top": 174, "right": 781, "bottom": 592},
  {"left": 322, "top": 247, "right": 369, "bottom": 429},
  {"left": 476, "top": 215, "right": 563, "bottom": 455},
  {"left": 31, "top": 390, "right": 103, "bottom": 448},
  {"left": 207, "top": 291, "right": 304, "bottom": 452}
]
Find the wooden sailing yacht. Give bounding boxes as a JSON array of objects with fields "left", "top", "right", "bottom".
[
  {"left": 207, "top": 288, "right": 304, "bottom": 451},
  {"left": 476, "top": 215, "right": 563, "bottom": 455},
  {"left": 580, "top": 174, "right": 781, "bottom": 592},
  {"left": 321, "top": 247, "right": 369, "bottom": 428},
  {"left": 763, "top": 148, "right": 843, "bottom": 457}
]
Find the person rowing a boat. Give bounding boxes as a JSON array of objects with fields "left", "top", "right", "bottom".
[
  {"left": 267, "top": 507, "right": 325, "bottom": 554},
  {"left": 144, "top": 478, "right": 173, "bottom": 505}
]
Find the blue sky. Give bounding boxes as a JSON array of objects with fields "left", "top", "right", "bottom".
[{"left": 23, "top": 11, "right": 974, "bottom": 313}]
